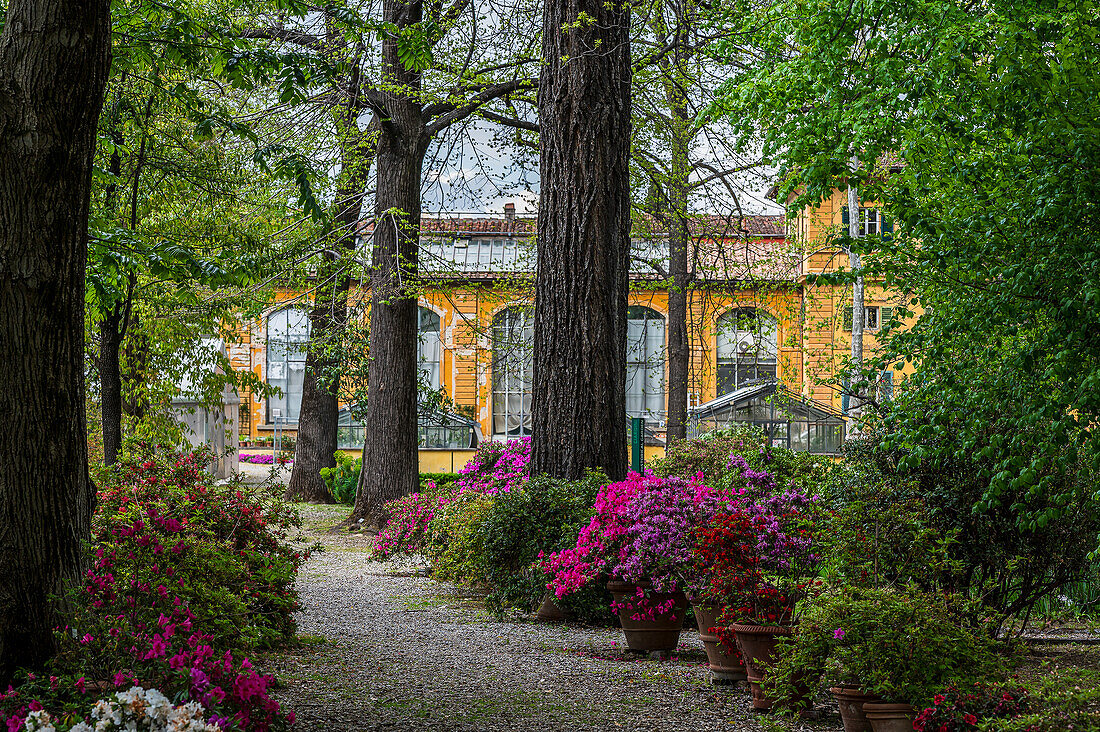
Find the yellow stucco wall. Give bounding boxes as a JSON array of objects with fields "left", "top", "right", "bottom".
[{"left": 229, "top": 192, "right": 917, "bottom": 446}]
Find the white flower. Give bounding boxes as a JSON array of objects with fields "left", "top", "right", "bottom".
[{"left": 69, "top": 724, "right": 95, "bottom": 732}]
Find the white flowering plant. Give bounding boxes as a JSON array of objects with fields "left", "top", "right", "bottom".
[{"left": 19, "top": 687, "right": 222, "bottom": 732}]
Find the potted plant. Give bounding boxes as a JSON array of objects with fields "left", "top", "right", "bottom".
[
  {"left": 767, "top": 585, "right": 1007, "bottom": 732},
  {"left": 694, "top": 489, "right": 822, "bottom": 712},
  {"left": 543, "top": 472, "right": 722, "bottom": 652}
]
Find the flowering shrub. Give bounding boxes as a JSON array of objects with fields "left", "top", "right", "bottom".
[
  {"left": 542, "top": 473, "right": 728, "bottom": 608},
  {"left": 480, "top": 472, "right": 610, "bottom": 621},
  {"left": 371, "top": 441, "right": 530, "bottom": 560},
  {"left": 765, "top": 586, "right": 1006, "bottom": 708},
  {"left": 13, "top": 686, "right": 221, "bottom": 731},
  {"left": 372, "top": 488, "right": 453, "bottom": 559},
  {"left": 426, "top": 494, "right": 496, "bottom": 586},
  {"left": 913, "top": 682, "right": 1031, "bottom": 731},
  {"left": 649, "top": 427, "right": 825, "bottom": 496},
  {"left": 454, "top": 437, "right": 530, "bottom": 495},
  {"left": 694, "top": 489, "right": 820, "bottom": 627},
  {"left": 0, "top": 448, "right": 301, "bottom": 732},
  {"left": 238, "top": 454, "right": 291, "bottom": 466},
  {"left": 93, "top": 448, "right": 307, "bottom": 650}
]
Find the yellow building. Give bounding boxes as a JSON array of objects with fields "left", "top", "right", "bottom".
[{"left": 230, "top": 192, "right": 908, "bottom": 460}]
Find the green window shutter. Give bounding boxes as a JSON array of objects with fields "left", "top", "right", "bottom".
[
  {"left": 842, "top": 306, "right": 853, "bottom": 331},
  {"left": 881, "top": 306, "right": 894, "bottom": 325},
  {"left": 841, "top": 376, "right": 850, "bottom": 414},
  {"left": 841, "top": 207, "right": 849, "bottom": 225}
]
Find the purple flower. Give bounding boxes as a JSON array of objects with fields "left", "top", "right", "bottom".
[{"left": 833, "top": 628, "right": 846, "bottom": 640}]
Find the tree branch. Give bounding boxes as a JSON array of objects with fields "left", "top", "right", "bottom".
[
  {"left": 238, "top": 26, "right": 326, "bottom": 54},
  {"left": 424, "top": 77, "right": 537, "bottom": 136}
]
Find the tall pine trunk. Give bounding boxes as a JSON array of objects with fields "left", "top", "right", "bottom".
[
  {"left": 531, "top": 0, "right": 631, "bottom": 480},
  {"left": 0, "top": 0, "right": 111, "bottom": 683},
  {"left": 100, "top": 310, "right": 124, "bottom": 465},
  {"left": 848, "top": 156, "right": 863, "bottom": 435},
  {"left": 350, "top": 0, "right": 426, "bottom": 525},
  {"left": 664, "top": 80, "right": 691, "bottom": 443},
  {"left": 286, "top": 26, "right": 378, "bottom": 504},
  {"left": 286, "top": 138, "right": 376, "bottom": 504}
]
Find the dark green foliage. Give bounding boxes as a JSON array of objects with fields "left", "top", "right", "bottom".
[
  {"left": 320, "top": 453, "right": 459, "bottom": 506},
  {"left": 649, "top": 426, "right": 826, "bottom": 494},
  {"left": 420, "top": 472, "right": 459, "bottom": 491},
  {"left": 479, "top": 471, "right": 615, "bottom": 623},
  {"left": 717, "top": 0, "right": 1100, "bottom": 546},
  {"left": 320, "top": 452, "right": 361, "bottom": 505},
  {"left": 827, "top": 433, "right": 1100, "bottom": 630},
  {"left": 769, "top": 586, "right": 1009, "bottom": 707}
]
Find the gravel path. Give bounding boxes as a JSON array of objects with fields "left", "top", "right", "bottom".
[{"left": 267, "top": 504, "right": 843, "bottom": 732}]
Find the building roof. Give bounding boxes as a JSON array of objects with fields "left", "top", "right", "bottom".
[
  {"left": 362, "top": 213, "right": 794, "bottom": 281},
  {"left": 362, "top": 213, "right": 785, "bottom": 237}
]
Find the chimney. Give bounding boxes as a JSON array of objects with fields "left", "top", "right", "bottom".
[{"left": 504, "top": 202, "right": 516, "bottom": 221}]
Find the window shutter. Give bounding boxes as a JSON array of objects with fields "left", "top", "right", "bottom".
[
  {"left": 841, "top": 207, "right": 849, "bottom": 225},
  {"left": 842, "top": 306, "right": 853, "bottom": 331},
  {"left": 882, "top": 216, "right": 894, "bottom": 239},
  {"left": 880, "top": 306, "right": 893, "bottom": 325},
  {"left": 841, "top": 376, "right": 850, "bottom": 414}
]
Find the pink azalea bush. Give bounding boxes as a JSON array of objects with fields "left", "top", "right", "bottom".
[
  {"left": 238, "top": 454, "right": 291, "bottom": 466},
  {"left": 0, "top": 448, "right": 301, "bottom": 731},
  {"left": 372, "top": 438, "right": 532, "bottom": 559},
  {"left": 542, "top": 472, "right": 739, "bottom": 607},
  {"left": 453, "top": 437, "right": 530, "bottom": 495}
]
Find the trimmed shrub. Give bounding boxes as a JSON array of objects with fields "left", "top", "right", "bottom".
[{"left": 480, "top": 471, "right": 607, "bottom": 615}]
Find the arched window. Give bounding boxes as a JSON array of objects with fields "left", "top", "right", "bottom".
[
  {"left": 491, "top": 306, "right": 533, "bottom": 436},
  {"left": 266, "top": 307, "right": 310, "bottom": 423},
  {"left": 716, "top": 307, "right": 778, "bottom": 395},
  {"left": 626, "top": 306, "right": 665, "bottom": 419},
  {"left": 418, "top": 307, "right": 442, "bottom": 392}
]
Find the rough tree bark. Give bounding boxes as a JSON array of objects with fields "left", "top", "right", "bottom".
[
  {"left": 531, "top": 0, "right": 631, "bottom": 480},
  {"left": 664, "top": 70, "right": 691, "bottom": 443},
  {"left": 285, "top": 107, "right": 378, "bottom": 503},
  {"left": 349, "top": 0, "right": 428, "bottom": 526},
  {"left": 100, "top": 309, "right": 125, "bottom": 465},
  {"left": 0, "top": 0, "right": 111, "bottom": 683},
  {"left": 847, "top": 156, "right": 864, "bottom": 436}
]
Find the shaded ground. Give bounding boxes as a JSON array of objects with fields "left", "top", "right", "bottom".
[{"left": 265, "top": 503, "right": 842, "bottom": 732}]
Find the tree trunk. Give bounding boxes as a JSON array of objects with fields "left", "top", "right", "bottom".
[
  {"left": 100, "top": 309, "right": 124, "bottom": 465},
  {"left": 0, "top": 0, "right": 111, "bottom": 683},
  {"left": 286, "top": 19, "right": 379, "bottom": 504},
  {"left": 349, "top": 0, "right": 426, "bottom": 526},
  {"left": 285, "top": 296, "right": 343, "bottom": 502},
  {"left": 848, "top": 156, "right": 864, "bottom": 436},
  {"left": 664, "top": 77, "right": 691, "bottom": 444},
  {"left": 286, "top": 134, "right": 377, "bottom": 504},
  {"left": 531, "top": 0, "right": 631, "bottom": 480}
]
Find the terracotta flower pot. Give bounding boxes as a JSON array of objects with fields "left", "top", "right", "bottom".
[
  {"left": 829, "top": 686, "right": 881, "bottom": 732},
  {"left": 862, "top": 702, "right": 916, "bottom": 732},
  {"left": 536, "top": 593, "right": 566, "bottom": 622},
  {"left": 607, "top": 580, "right": 687, "bottom": 652},
  {"left": 729, "top": 622, "right": 810, "bottom": 713},
  {"left": 692, "top": 604, "right": 747, "bottom": 684}
]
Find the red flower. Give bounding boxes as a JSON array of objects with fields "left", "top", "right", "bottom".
[{"left": 964, "top": 713, "right": 978, "bottom": 725}]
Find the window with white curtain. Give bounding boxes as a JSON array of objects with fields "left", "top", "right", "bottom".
[
  {"left": 266, "top": 307, "right": 310, "bottom": 423},
  {"left": 418, "top": 307, "right": 442, "bottom": 392},
  {"left": 716, "top": 307, "right": 778, "bottom": 395},
  {"left": 626, "top": 306, "right": 665, "bottom": 420},
  {"left": 491, "top": 307, "right": 533, "bottom": 436}
]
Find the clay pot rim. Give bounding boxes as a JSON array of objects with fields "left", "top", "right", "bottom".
[
  {"left": 728, "top": 622, "right": 795, "bottom": 635},
  {"left": 829, "top": 686, "right": 882, "bottom": 700},
  {"left": 861, "top": 702, "right": 916, "bottom": 713}
]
